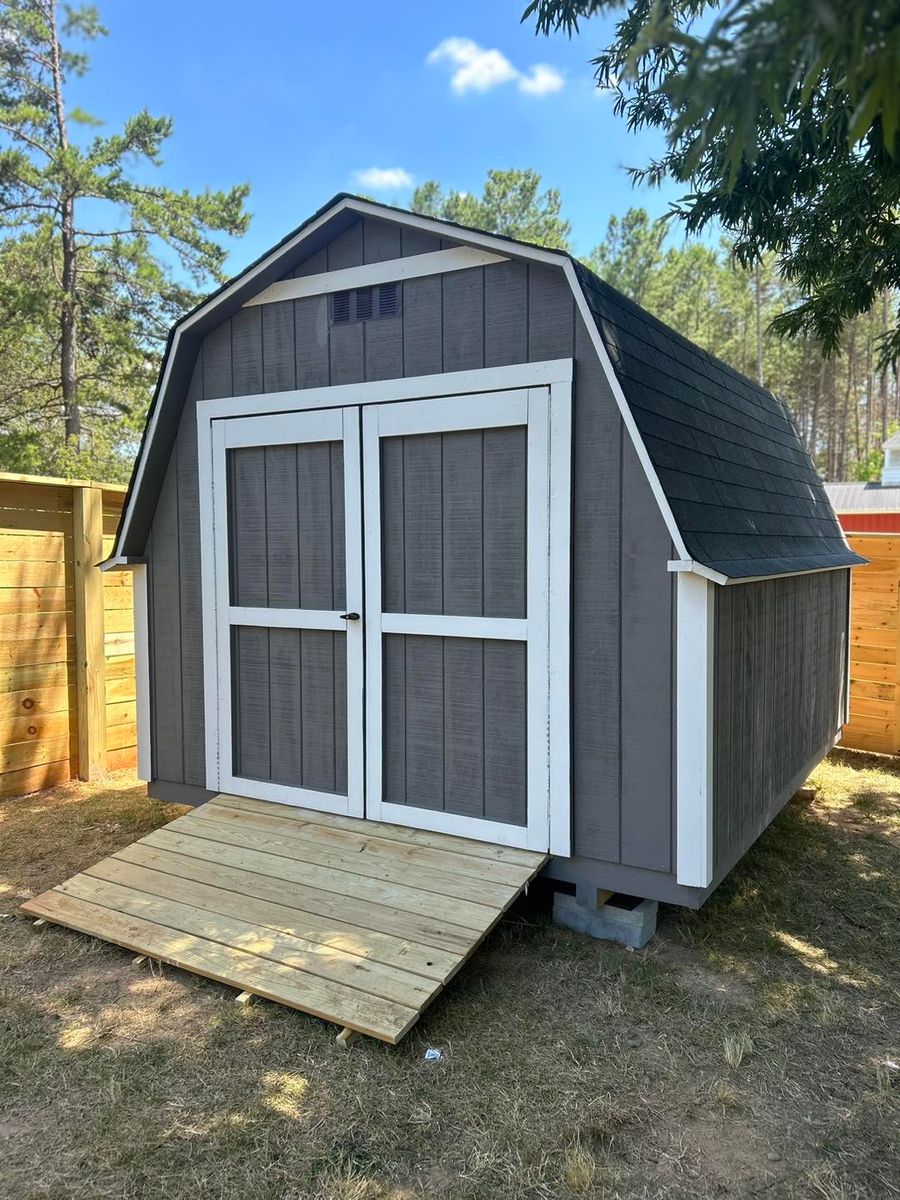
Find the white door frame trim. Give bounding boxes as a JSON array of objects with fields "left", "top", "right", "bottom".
[
  {"left": 197, "top": 358, "right": 572, "bottom": 850},
  {"left": 198, "top": 405, "right": 365, "bottom": 816},
  {"left": 196, "top": 359, "right": 572, "bottom": 423},
  {"left": 361, "top": 373, "right": 572, "bottom": 854}
]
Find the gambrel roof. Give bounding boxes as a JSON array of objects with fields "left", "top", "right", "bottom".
[{"left": 110, "top": 194, "right": 864, "bottom": 582}]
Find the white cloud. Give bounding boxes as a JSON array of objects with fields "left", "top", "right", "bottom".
[
  {"left": 427, "top": 37, "right": 564, "bottom": 98},
  {"left": 353, "top": 166, "right": 415, "bottom": 191},
  {"left": 518, "top": 63, "right": 565, "bottom": 97}
]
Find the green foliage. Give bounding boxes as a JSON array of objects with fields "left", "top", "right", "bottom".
[
  {"left": 524, "top": 0, "right": 900, "bottom": 364},
  {"left": 583, "top": 208, "right": 666, "bottom": 305},
  {"left": 0, "top": 0, "right": 250, "bottom": 480},
  {"left": 412, "top": 168, "right": 572, "bottom": 250},
  {"left": 589, "top": 208, "right": 899, "bottom": 481}
]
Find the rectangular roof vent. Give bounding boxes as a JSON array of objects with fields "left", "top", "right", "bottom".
[{"left": 330, "top": 284, "right": 402, "bottom": 327}]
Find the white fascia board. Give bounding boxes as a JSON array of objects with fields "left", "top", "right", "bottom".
[
  {"left": 667, "top": 559, "right": 729, "bottom": 585},
  {"left": 675, "top": 571, "right": 715, "bottom": 888},
  {"left": 243, "top": 246, "right": 507, "bottom": 306},
  {"left": 113, "top": 192, "right": 683, "bottom": 566},
  {"left": 668, "top": 558, "right": 859, "bottom": 587}
]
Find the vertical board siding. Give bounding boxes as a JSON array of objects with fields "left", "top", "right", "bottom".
[
  {"left": 571, "top": 316, "right": 623, "bottom": 862},
  {"left": 442, "top": 269, "right": 485, "bottom": 372},
  {"left": 149, "top": 464, "right": 183, "bottom": 782},
  {"left": 383, "top": 633, "right": 527, "bottom": 825},
  {"left": 619, "top": 439, "right": 673, "bottom": 872},
  {"left": 148, "top": 229, "right": 672, "bottom": 880},
  {"left": 713, "top": 570, "right": 848, "bottom": 871}
]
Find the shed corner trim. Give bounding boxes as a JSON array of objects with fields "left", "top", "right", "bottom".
[{"left": 675, "top": 571, "right": 715, "bottom": 888}]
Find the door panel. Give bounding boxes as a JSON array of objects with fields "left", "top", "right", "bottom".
[
  {"left": 230, "top": 627, "right": 348, "bottom": 795},
  {"left": 379, "top": 427, "right": 527, "bottom": 617},
  {"left": 364, "top": 389, "right": 550, "bottom": 850},
  {"left": 382, "top": 633, "right": 527, "bottom": 825},
  {"left": 227, "top": 441, "right": 346, "bottom": 610},
  {"left": 211, "top": 408, "right": 363, "bottom": 815}
]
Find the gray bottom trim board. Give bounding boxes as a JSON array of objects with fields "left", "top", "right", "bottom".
[
  {"left": 148, "top": 779, "right": 217, "bottom": 807},
  {"left": 545, "top": 729, "right": 838, "bottom": 910},
  {"left": 542, "top": 855, "right": 706, "bottom": 908}
]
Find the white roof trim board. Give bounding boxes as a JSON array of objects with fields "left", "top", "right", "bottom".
[{"left": 111, "top": 194, "right": 864, "bottom": 583}]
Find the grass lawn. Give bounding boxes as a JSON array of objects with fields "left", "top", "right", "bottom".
[{"left": 1, "top": 752, "right": 898, "bottom": 1200}]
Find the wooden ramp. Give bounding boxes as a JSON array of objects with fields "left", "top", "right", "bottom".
[{"left": 20, "top": 794, "right": 547, "bottom": 1044}]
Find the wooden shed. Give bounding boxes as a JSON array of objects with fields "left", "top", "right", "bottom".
[{"left": 74, "top": 192, "right": 862, "bottom": 912}]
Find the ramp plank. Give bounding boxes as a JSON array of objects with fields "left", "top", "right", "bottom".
[{"left": 20, "top": 796, "right": 548, "bottom": 1044}]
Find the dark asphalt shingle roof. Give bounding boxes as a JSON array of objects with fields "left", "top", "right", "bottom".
[{"left": 574, "top": 262, "right": 865, "bottom": 579}]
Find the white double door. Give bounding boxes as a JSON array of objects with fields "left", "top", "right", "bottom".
[{"left": 205, "top": 385, "right": 567, "bottom": 853}]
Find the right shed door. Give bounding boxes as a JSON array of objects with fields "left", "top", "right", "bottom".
[{"left": 363, "top": 388, "right": 559, "bottom": 853}]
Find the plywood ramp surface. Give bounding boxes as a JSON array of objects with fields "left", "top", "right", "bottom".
[{"left": 20, "top": 794, "right": 547, "bottom": 1043}]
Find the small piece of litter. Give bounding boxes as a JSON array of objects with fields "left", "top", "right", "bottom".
[
  {"left": 766, "top": 1151, "right": 782, "bottom": 1163},
  {"left": 627, "top": 1037, "right": 641, "bottom": 1049},
  {"left": 424, "top": 1048, "right": 444, "bottom": 1062}
]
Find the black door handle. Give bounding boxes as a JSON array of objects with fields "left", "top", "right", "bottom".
[{"left": 340, "top": 612, "right": 360, "bottom": 621}]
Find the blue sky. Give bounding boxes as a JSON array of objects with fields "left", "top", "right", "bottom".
[{"left": 71, "top": 0, "right": 687, "bottom": 272}]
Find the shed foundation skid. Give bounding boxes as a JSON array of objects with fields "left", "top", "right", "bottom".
[{"left": 553, "top": 891, "right": 658, "bottom": 950}]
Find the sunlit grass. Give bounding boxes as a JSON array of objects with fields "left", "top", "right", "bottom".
[{"left": 1, "top": 754, "right": 898, "bottom": 1198}]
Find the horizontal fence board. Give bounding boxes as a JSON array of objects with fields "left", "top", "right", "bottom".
[
  {"left": 0, "top": 586, "right": 74, "bottom": 616},
  {"left": 0, "top": 758, "right": 75, "bottom": 799},
  {"left": 0, "top": 611, "right": 75, "bottom": 639},
  {"left": 0, "top": 561, "right": 70, "bottom": 588},
  {"left": 0, "top": 682, "right": 75, "bottom": 721}
]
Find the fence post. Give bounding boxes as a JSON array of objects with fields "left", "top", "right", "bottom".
[{"left": 73, "top": 484, "right": 106, "bottom": 779}]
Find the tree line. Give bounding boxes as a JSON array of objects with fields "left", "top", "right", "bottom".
[
  {"left": 416, "top": 174, "right": 899, "bottom": 483},
  {"left": 0, "top": 2, "right": 896, "bottom": 485}
]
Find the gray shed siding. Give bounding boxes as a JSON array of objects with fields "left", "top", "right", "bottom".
[
  {"left": 145, "top": 216, "right": 676, "bottom": 877},
  {"left": 712, "top": 569, "right": 848, "bottom": 877}
]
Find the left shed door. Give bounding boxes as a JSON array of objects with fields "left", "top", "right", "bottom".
[{"left": 208, "top": 408, "right": 363, "bottom": 816}]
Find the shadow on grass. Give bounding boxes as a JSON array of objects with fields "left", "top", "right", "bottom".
[{"left": 673, "top": 751, "right": 900, "bottom": 1008}]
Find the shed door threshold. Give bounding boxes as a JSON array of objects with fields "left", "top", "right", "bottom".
[{"left": 20, "top": 793, "right": 547, "bottom": 1044}]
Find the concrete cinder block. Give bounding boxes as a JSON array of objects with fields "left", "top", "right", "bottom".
[{"left": 553, "top": 891, "right": 658, "bottom": 949}]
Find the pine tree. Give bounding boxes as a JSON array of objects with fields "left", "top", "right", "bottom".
[{"left": 0, "top": 0, "right": 250, "bottom": 477}]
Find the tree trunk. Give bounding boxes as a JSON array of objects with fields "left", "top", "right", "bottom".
[
  {"left": 754, "top": 262, "right": 764, "bottom": 386},
  {"left": 48, "top": 0, "right": 79, "bottom": 444}
]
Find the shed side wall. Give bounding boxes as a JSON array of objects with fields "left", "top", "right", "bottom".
[
  {"left": 145, "top": 216, "right": 676, "bottom": 873},
  {"left": 713, "top": 569, "right": 848, "bottom": 874}
]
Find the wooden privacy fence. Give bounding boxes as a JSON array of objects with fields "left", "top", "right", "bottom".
[
  {"left": 842, "top": 532, "right": 900, "bottom": 755},
  {"left": 1, "top": 472, "right": 136, "bottom": 798}
]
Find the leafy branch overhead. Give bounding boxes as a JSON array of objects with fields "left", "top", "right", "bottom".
[
  {"left": 524, "top": 0, "right": 900, "bottom": 364},
  {"left": 0, "top": 0, "right": 250, "bottom": 478}
]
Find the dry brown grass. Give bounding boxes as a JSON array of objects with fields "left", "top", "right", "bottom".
[{"left": 1, "top": 752, "right": 899, "bottom": 1199}]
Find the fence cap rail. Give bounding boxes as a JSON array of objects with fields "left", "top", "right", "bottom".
[{"left": 0, "top": 470, "right": 127, "bottom": 493}]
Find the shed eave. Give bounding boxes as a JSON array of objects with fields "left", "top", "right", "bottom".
[{"left": 667, "top": 556, "right": 867, "bottom": 585}]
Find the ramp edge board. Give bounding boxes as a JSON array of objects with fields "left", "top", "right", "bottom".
[{"left": 19, "top": 796, "right": 548, "bottom": 1044}]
